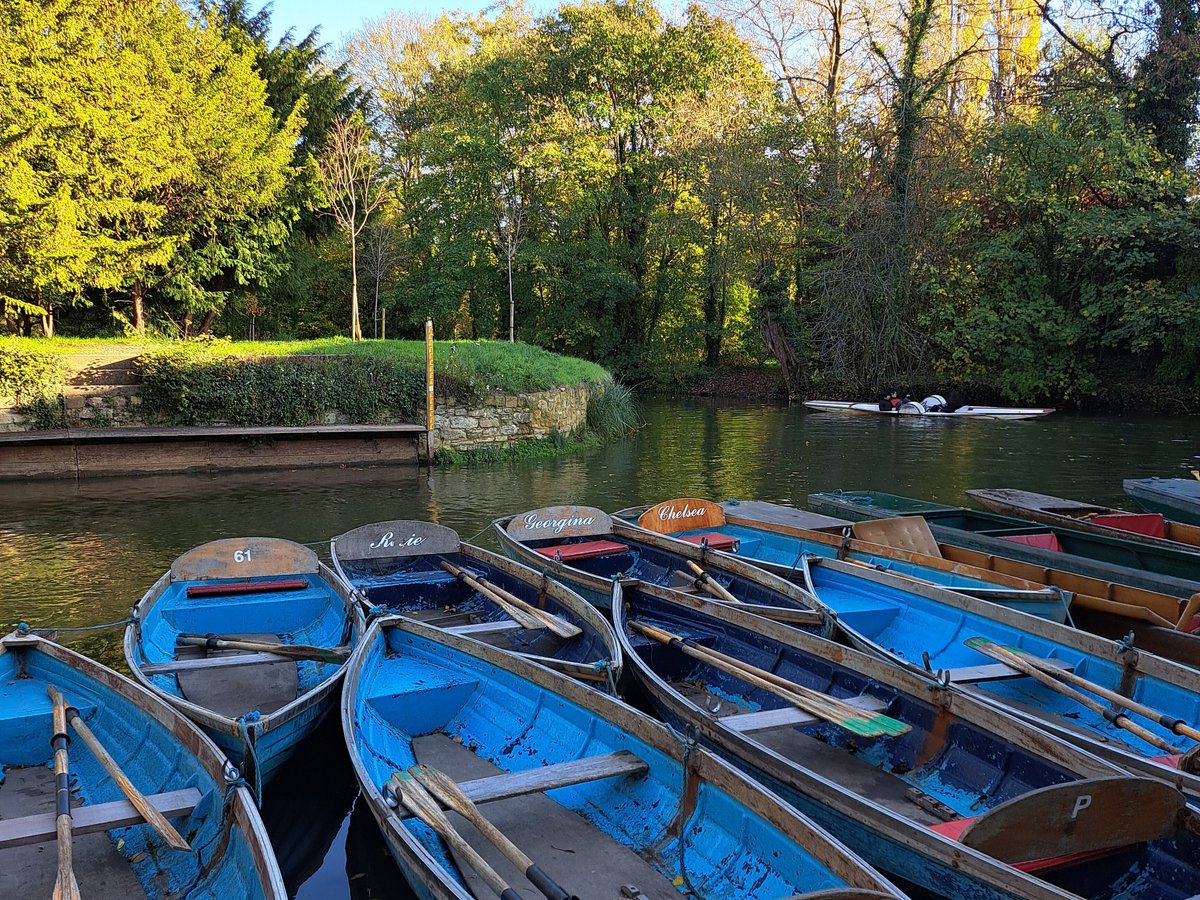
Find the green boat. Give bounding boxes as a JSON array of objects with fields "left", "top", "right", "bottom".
[{"left": 807, "top": 490, "right": 1200, "bottom": 602}]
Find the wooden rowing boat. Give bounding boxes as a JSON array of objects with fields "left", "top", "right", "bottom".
[
  {"left": 612, "top": 582, "right": 1200, "bottom": 900},
  {"left": 124, "top": 537, "right": 364, "bottom": 793},
  {"left": 1125, "top": 477, "right": 1200, "bottom": 526},
  {"left": 0, "top": 631, "right": 285, "bottom": 899},
  {"left": 617, "top": 498, "right": 1071, "bottom": 622},
  {"left": 342, "top": 614, "right": 907, "bottom": 899},
  {"left": 967, "top": 487, "right": 1200, "bottom": 553},
  {"left": 617, "top": 497, "right": 1200, "bottom": 664},
  {"left": 807, "top": 490, "right": 1200, "bottom": 588},
  {"left": 330, "top": 519, "right": 622, "bottom": 689},
  {"left": 491, "top": 505, "right": 829, "bottom": 628},
  {"left": 803, "top": 400, "right": 1055, "bottom": 420}
]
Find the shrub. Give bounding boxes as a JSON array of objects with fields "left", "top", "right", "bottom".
[
  {"left": 0, "top": 343, "right": 67, "bottom": 428},
  {"left": 587, "top": 382, "right": 639, "bottom": 441}
]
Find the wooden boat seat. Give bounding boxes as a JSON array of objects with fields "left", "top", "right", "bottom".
[
  {"left": 143, "top": 651, "right": 297, "bottom": 674},
  {"left": 1089, "top": 513, "right": 1166, "bottom": 538},
  {"left": 677, "top": 532, "right": 741, "bottom": 552},
  {"left": 1000, "top": 533, "right": 1063, "bottom": 552},
  {"left": 0, "top": 787, "right": 201, "bottom": 850},
  {"left": 947, "top": 657, "right": 1074, "bottom": 684},
  {"left": 928, "top": 776, "right": 1184, "bottom": 873},
  {"left": 534, "top": 540, "right": 629, "bottom": 561},
  {"left": 455, "top": 751, "right": 649, "bottom": 804},
  {"left": 176, "top": 632, "right": 298, "bottom": 717},
  {"left": 185, "top": 578, "right": 308, "bottom": 598},
  {"left": 445, "top": 619, "right": 523, "bottom": 637},
  {"left": 723, "top": 696, "right": 889, "bottom": 734}
]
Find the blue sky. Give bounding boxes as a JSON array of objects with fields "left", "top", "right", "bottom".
[{"left": 267, "top": 0, "right": 511, "bottom": 45}]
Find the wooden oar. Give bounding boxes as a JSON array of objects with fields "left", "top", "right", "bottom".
[
  {"left": 176, "top": 633, "right": 349, "bottom": 665},
  {"left": 412, "top": 765, "right": 578, "bottom": 900},
  {"left": 473, "top": 573, "right": 582, "bottom": 640},
  {"left": 50, "top": 686, "right": 191, "bottom": 851},
  {"left": 440, "top": 561, "right": 580, "bottom": 639},
  {"left": 965, "top": 638, "right": 1184, "bottom": 754},
  {"left": 1002, "top": 645, "right": 1200, "bottom": 743},
  {"left": 48, "top": 687, "right": 81, "bottom": 900},
  {"left": 685, "top": 561, "right": 741, "bottom": 603},
  {"left": 632, "top": 622, "right": 907, "bottom": 738},
  {"left": 387, "top": 772, "right": 524, "bottom": 900}
]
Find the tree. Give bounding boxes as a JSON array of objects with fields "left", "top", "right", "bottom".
[{"left": 317, "top": 114, "right": 387, "bottom": 340}]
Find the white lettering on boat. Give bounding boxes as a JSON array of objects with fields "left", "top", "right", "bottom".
[
  {"left": 522, "top": 513, "right": 595, "bottom": 535},
  {"left": 1070, "top": 795, "right": 1092, "bottom": 819},
  {"left": 368, "top": 531, "right": 425, "bottom": 550},
  {"left": 657, "top": 503, "right": 707, "bottom": 522}
]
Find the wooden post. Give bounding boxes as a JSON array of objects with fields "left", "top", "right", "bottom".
[
  {"left": 425, "top": 319, "right": 434, "bottom": 463},
  {"left": 381, "top": 309, "right": 386, "bottom": 340}
]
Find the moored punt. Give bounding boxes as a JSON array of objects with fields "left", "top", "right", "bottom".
[
  {"left": 330, "top": 519, "right": 622, "bottom": 689},
  {"left": 0, "top": 631, "right": 285, "bottom": 899},
  {"left": 617, "top": 498, "right": 1071, "bottom": 622},
  {"left": 492, "top": 505, "right": 830, "bottom": 626},
  {"left": 786, "top": 553, "right": 1200, "bottom": 803},
  {"left": 124, "top": 537, "right": 364, "bottom": 794},
  {"left": 967, "top": 487, "right": 1200, "bottom": 553},
  {"left": 807, "top": 489, "right": 1200, "bottom": 589},
  {"left": 612, "top": 582, "right": 1200, "bottom": 900},
  {"left": 343, "top": 614, "right": 908, "bottom": 900},
  {"left": 807, "top": 490, "right": 1200, "bottom": 661},
  {"left": 1125, "top": 477, "right": 1200, "bottom": 526}
]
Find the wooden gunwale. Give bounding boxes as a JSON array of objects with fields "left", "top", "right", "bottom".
[
  {"left": 0, "top": 633, "right": 286, "bottom": 898},
  {"left": 341, "top": 615, "right": 904, "bottom": 900},
  {"left": 611, "top": 583, "right": 1187, "bottom": 900}
]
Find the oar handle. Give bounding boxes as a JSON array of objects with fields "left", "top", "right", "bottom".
[
  {"left": 685, "top": 561, "right": 739, "bottom": 603},
  {"left": 47, "top": 687, "right": 82, "bottom": 900}
]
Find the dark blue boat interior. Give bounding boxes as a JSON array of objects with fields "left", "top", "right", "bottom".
[
  {"left": 0, "top": 646, "right": 266, "bottom": 899},
  {"left": 349, "top": 624, "right": 863, "bottom": 898},
  {"left": 621, "top": 588, "right": 1078, "bottom": 818},
  {"left": 805, "top": 563, "right": 1200, "bottom": 760},
  {"left": 620, "top": 589, "right": 1200, "bottom": 900},
  {"left": 521, "top": 534, "right": 811, "bottom": 610},
  {"left": 339, "top": 551, "right": 610, "bottom": 665}
]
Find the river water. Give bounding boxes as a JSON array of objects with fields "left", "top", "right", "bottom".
[{"left": 2, "top": 398, "right": 1198, "bottom": 896}]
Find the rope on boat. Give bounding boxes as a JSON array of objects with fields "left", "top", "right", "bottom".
[
  {"left": 593, "top": 658, "right": 618, "bottom": 695},
  {"left": 365, "top": 604, "right": 390, "bottom": 622},
  {"left": 1049, "top": 585, "right": 1075, "bottom": 627},
  {"left": 15, "top": 617, "right": 134, "bottom": 637},
  {"left": 237, "top": 711, "right": 264, "bottom": 808}
]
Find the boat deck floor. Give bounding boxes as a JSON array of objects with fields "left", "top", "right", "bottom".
[
  {"left": 673, "top": 680, "right": 946, "bottom": 828},
  {"left": 0, "top": 766, "right": 145, "bottom": 899},
  {"left": 412, "top": 732, "right": 682, "bottom": 900},
  {"left": 176, "top": 632, "right": 298, "bottom": 717}
]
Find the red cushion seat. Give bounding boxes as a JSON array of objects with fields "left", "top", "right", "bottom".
[
  {"left": 534, "top": 540, "right": 628, "bottom": 561},
  {"left": 678, "top": 532, "right": 740, "bottom": 551},
  {"left": 186, "top": 578, "right": 308, "bottom": 598},
  {"left": 1090, "top": 513, "right": 1166, "bottom": 538},
  {"left": 1000, "top": 533, "right": 1064, "bottom": 552}
]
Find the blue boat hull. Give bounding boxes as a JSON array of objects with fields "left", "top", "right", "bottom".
[
  {"left": 342, "top": 617, "right": 905, "bottom": 900},
  {"left": 0, "top": 632, "right": 285, "bottom": 899}
]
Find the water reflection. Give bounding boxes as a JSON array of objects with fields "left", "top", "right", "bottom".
[{"left": 2, "top": 398, "right": 1200, "bottom": 896}]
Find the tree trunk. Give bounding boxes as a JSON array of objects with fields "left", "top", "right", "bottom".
[
  {"left": 182, "top": 311, "right": 193, "bottom": 340},
  {"left": 350, "top": 233, "right": 362, "bottom": 341},
  {"left": 39, "top": 294, "right": 53, "bottom": 338},
  {"left": 703, "top": 206, "right": 723, "bottom": 367},
  {"left": 131, "top": 280, "right": 146, "bottom": 335},
  {"left": 198, "top": 310, "right": 216, "bottom": 335},
  {"left": 507, "top": 253, "right": 515, "bottom": 342}
]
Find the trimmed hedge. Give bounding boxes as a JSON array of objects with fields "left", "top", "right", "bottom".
[{"left": 135, "top": 349, "right": 425, "bottom": 426}]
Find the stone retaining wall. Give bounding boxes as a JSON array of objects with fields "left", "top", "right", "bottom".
[{"left": 1, "top": 349, "right": 594, "bottom": 451}]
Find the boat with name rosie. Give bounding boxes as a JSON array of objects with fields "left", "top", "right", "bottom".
[
  {"left": 967, "top": 488, "right": 1200, "bottom": 554},
  {"left": 613, "top": 582, "right": 1200, "bottom": 900},
  {"left": 616, "top": 498, "right": 1071, "bottom": 622},
  {"left": 342, "top": 614, "right": 908, "bottom": 900},
  {"left": 124, "top": 537, "right": 364, "bottom": 795},
  {"left": 492, "top": 505, "right": 829, "bottom": 627},
  {"left": 803, "top": 398, "right": 1055, "bottom": 420},
  {"left": 1125, "top": 477, "right": 1200, "bottom": 526},
  {"left": 0, "top": 630, "right": 285, "bottom": 899},
  {"left": 330, "top": 519, "right": 622, "bottom": 690}
]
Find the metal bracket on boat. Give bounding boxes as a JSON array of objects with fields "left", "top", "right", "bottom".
[
  {"left": 619, "top": 887, "right": 649, "bottom": 899},
  {"left": 921, "top": 651, "right": 952, "bottom": 689},
  {"left": 1114, "top": 631, "right": 1140, "bottom": 669}
]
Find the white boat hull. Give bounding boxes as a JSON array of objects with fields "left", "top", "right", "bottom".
[{"left": 803, "top": 400, "right": 1054, "bottom": 420}]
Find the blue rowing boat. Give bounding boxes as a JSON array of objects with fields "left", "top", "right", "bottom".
[
  {"left": 615, "top": 498, "right": 1070, "bottom": 622},
  {"left": 1126, "top": 477, "right": 1200, "bottom": 526},
  {"left": 613, "top": 583, "right": 1200, "bottom": 900},
  {"left": 124, "top": 537, "right": 364, "bottom": 795},
  {"left": 342, "top": 614, "right": 907, "bottom": 900},
  {"left": 492, "top": 505, "right": 827, "bottom": 629},
  {"left": 0, "top": 630, "right": 285, "bottom": 899},
  {"left": 330, "top": 519, "right": 622, "bottom": 690}
]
